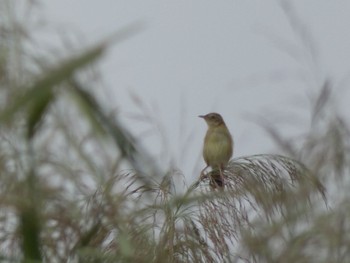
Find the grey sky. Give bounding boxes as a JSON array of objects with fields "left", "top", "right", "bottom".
[{"left": 42, "top": 1, "right": 350, "bottom": 181}]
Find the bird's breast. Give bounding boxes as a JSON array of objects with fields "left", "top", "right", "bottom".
[{"left": 203, "top": 126, "right": 233, "bottom": 168}]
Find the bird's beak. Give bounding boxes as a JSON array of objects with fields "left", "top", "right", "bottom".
[{"left": 198, "top": 115, "right": 205, "bottom": 119}]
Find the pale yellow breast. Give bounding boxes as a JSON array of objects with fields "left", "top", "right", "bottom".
[{"left": 203, "top": 126, "right": 233, "bottom": 168}]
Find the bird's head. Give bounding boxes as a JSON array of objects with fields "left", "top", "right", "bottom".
[{"left": 199, "top": 112, "right": 225, "bottom": 127}]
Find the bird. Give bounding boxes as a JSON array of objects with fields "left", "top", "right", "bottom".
[{"left": 199, "top": 113, "right": 233, "bottom": 187}]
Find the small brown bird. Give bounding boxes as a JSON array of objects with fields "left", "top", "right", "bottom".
[{"left": 199, "top": 113, "right": 233, "bottom": 186}]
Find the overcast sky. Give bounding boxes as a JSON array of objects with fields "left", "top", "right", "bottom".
[{"left": 40, "top": 1, "right": 350, "bottom": 182}]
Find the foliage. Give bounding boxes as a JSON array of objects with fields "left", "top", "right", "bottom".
[{"left": 0, "top": 1, "right": 349, "bottom": 263}]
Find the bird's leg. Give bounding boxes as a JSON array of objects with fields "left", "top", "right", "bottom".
[
  {"left": 219, "top": 165, "right": 225, "bottom": 186},
  {"left": 200, "top": 165, "right": 209, "bottom": 179}
]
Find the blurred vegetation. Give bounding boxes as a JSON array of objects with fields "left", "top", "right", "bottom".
[{"left": 0, "top": 1, "right": 349, "bottom": 263}]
